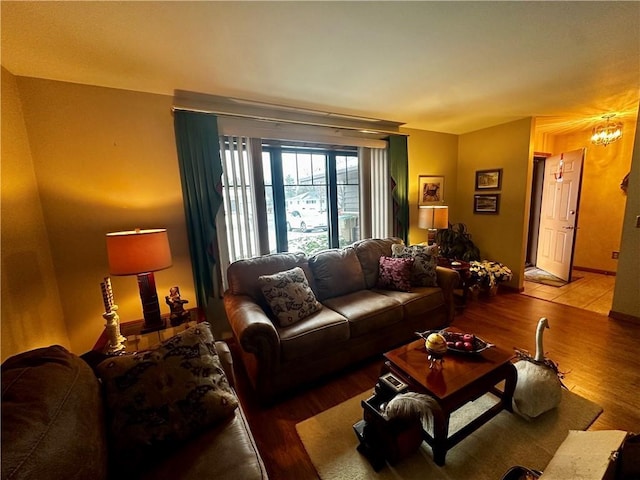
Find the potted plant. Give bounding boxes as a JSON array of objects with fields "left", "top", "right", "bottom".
[{"left": 435, "top": 223, "right": 481, "bottom": 261}]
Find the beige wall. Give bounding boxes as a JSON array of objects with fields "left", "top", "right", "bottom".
[
  {"left": 544, "top": 120, "right": 636, "bottom": 273},
  {"left": 458, "top": 118, "right": 535, "bottom": 289},
  {"left": 14, "top": 77, "right": 196, "bottom": 354},
  {"left": 1, "top": 68, "right": 69, "bottom": 361},
  {"left": 402, "top": 127, "right": 458, "bottom": 245},
  {"left": 612, "top": 118, "right": 640, "bottom": 319}
]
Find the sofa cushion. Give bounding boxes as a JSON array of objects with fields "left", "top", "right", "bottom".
[
  {"left": 376, "top": 256, "right": 414, "bottom": 292},
  {"left": 353, "top": 237, "right": 403, "bottom": 288},
  {"left": 226, "top": 251, "right": 314, "bottom": 305},
  {"left": 322, "top": 290, "right": 403, "bottom": 338},
  {"left": 308, "top": 247, "right": 366, "bottom": 301},
  {"left": 375, "top": 286, "right": 445, "bottom": 319},
  {"left": 259, "top": 266, "right": 322, "bottom": 327},
  {"left": 392, "top": 243, "right": 438, "bottom": 287},
  {"left": 277, "top": 307, "right": 350, "bottom": 362},
  {"left": 96, "top": 323, "right": 238, "bottom": 471},
  {"left": 1, "top": 345, "right": 109, "bottom": 480}
]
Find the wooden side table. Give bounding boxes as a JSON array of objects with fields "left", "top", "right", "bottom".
[
  {"left": 91, "top": 307, "right": 206, "bottom": 354},
  {"left": 438, "top": 258, "right": 473, "bottom": 308}
]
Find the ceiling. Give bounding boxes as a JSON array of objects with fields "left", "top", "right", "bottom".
[{"left": 2, "top": 1, "right": 639, "bottom": 134}]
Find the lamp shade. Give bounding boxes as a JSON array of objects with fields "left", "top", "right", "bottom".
[
  {"left": 106, "top": 228, "right": 172, "bottom": 275},
  {"left": 418, "top": 206, "right": 449, "bottom": 230}
]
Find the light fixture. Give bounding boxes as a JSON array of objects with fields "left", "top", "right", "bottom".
[
  {"left": 418, "top": 206, "right": 449, "bottom": 245},
  {"left": 106, "top": 228, "right": 172, "bottom": 332},
  {"left": 591, "top": 114, "right": 623, "bottom": 146}
]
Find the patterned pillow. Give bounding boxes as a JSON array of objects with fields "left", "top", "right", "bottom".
[
  {"left": 259, "top": 266, "right": 322, "bottom": 327},
  {"left": 391, "top": 243, "right": 438, "bottom": 287},
  {"left": 376, "top": 256, "right": 414, "bottom": 292},
  {"left": 96, "top": 323, "right": 238, "bottom": 470}
]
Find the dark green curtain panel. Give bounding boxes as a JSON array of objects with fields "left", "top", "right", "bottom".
[
  {"left": 389, "top": 135, "right": 409, "bottom": 244},
  {"left": 173, "top": 110, "right": 223, "bottom": 307}
]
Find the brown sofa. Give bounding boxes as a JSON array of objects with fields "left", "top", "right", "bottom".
[
  {"left": 1, "top": 342, "right": 268, "bottom": 480},
  {"left": 224, "top": 237, "right": 459, "bottom": 401}
]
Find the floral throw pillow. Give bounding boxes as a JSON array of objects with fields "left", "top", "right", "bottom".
[
  {"left": 391, "top": 243, "right": 438, "bottom": 287},
  {"left": 96, "top": 323, "right": 238, "bottom": 470},
  {"left": 376, "top": 256, "right": 414, "bottom": 292},
  {"left": 259, "top": 266, "right": 322, "bottom": 327}
]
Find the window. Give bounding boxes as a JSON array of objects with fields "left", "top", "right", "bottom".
[{"left": 219, "top": 136, "right": 390, "bottom": 285}]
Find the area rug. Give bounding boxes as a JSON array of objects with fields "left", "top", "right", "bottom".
[
  {"left": 296, "top": 389, "right": 602, "bottom": 480},
  {"left": 524, "top": 267, "right": 569, "bottom": 287}
]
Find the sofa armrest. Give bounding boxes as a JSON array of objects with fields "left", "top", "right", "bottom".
[
  {"left": 223, "top": 293, "right": 281, "bottom": 367},
  {"left": 214, "top": 340, "right": 236, "bottom": 389},
  {"left": 436, "top": 266, "right": 460, "bottom": 323}
]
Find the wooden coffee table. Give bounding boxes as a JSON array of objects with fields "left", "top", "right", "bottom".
[{"left": 382, "top": 336, "right": 517, "bottom": 466}]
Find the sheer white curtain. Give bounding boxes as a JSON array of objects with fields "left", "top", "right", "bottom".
[
  {"left": 217, "top": 135, "right": 261, "bottom": 290},
  {"left": 359, "top": 147, "right": 391, "bottom": 239}
]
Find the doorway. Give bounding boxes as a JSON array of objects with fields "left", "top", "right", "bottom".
[{"left": 525, "top": 149, "right": 585, "bottom": 285}]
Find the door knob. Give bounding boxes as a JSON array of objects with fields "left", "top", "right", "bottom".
[{"left": 563, "top": 226, "right": 575, "bottom": 230}]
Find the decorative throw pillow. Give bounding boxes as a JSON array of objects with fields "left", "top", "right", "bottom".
[
  {"left": 376, "top": 256, "right": 414, "bottom": 292},
  {"left": 96, "top": 323, "right": 238, "bottom": 470},
  {"left": 391, "top": 243, "right": 438, "bottom": 287},
  {"left": 259, "top": 266, "right": 322, "bottom": 327}
]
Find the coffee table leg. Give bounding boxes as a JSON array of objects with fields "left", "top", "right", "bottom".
[
  {"left": 502, "top": 362, "right": 517, "bottom": 413},
  {"left": 430, "top": 402, "right": 449, "bottom": 466}
]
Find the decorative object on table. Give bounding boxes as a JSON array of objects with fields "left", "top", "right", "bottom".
[
  {"left": 475, "top": 168, "right": 503, "bottom": 191},
  {"left": 418, "top": 205, "right": 448, "bottom": 246},
  {"left": 438, "top": 329, "right": 494, "bottom": 354},
  {"left": 417, "top": 175, "right": 445, "bottom": 206},
  {"left": 106, "top": 228, "right": 172, "bottom": 332},
  {"left": 424, "top": 332, "right": 447, "bottom": 368},
  {"left": 513, "top": 317, "right": 564, "bottom": 419},
  {"left": 100, "top": 276, "right": 126, "bottom": 355},
  {"left": 435, "top": 222, "right": 480, "bottom": 261},
  {"left": 165, "top": 285, "right": 190, "bottom": 326},
  {"left": 474, "top": 193, "right": 501, "bottom": 214}
]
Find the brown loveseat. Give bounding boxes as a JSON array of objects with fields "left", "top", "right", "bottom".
[
  {"left": 1, "top": 341, "right": 268, "bottom": 480},
  {"left": 223, "top": 237, "right": 459, "bottom": 401}
]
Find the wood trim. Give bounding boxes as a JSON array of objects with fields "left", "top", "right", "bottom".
[
  {"left": 609, "top": 310, "right": 640, "bottom": 323},
  {"left": 573, "top": 266, "right": 616, "bottom": 276}
]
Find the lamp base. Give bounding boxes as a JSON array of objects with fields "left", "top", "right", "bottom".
[{"left": 137, "top": 272, "right": 165, "bottom": 332}]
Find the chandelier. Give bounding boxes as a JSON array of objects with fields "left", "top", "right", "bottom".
[{"left": 591, "top": 114, "right": 623, "bottom": 146}]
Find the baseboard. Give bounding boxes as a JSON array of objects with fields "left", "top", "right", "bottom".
[
  {"left": 573, "top": 266, "right": 616, "bottom": 276},
  {"left": 609, "top": 310, "right": 640, "bottom": 323}
]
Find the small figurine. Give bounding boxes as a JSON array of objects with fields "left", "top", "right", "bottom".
[{"left": 165, "top": 286, "right": 190, "bottom": 326}]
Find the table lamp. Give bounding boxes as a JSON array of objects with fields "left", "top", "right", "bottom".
[
  {"left": 418, "top": 206, "right": 449, "bottom": 245},
  {"left": 106, "top": 228, "right": 172, "bottom": 332}
]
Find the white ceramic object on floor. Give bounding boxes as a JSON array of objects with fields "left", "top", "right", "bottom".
[{"left": 513, "top": 317, "right": 562, "bottom": 419}]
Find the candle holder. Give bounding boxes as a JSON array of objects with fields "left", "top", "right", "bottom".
[{"left": 101, "top": 277, "right": 126, "bottom": 354}]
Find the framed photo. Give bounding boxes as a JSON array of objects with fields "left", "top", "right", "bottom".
[
  {"left": 418, "top": 175, "right": 444, "bottom": 206},
  {"left": 475, "top": 169, "right": 502, "bottom": 190},
  {"left": 474, "top": 194, "right": 500, "bottom": 214}
]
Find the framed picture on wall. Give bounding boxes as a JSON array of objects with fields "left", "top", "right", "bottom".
[
  {"left": 418, "top": 175, "right": 445, "bottom": 206},
  {"left": 474, "top": 194, "right": 500, "bottom": 214},
  {"left": 475, "top": 169, "right": 502, "bottom": 190}
]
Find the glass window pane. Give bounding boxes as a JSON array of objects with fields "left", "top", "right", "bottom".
[
  {"left": 282, "top": 152, "right": 297, "bottom": 185},
  {"left": 336, "top": 155, "right": 348, "bottom": 185},
  {"left": 262, "top": 151, "right": 272, "bottom": 186},
  {"left": 346, "top": 156, "right": 359, "bottom": 184},
  {"left": 338, "top": 185, "right": 360, "bottom": 248},
  {"left": 312, "top": 154, "right": 327, "bottom": 185},
  {"left": 297, "top": 153, "right": 313, "bottom": 185}
]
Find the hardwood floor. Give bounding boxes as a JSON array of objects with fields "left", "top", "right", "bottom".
[{"left": 232, "top": 291, "right": 640, "bottom": 480}]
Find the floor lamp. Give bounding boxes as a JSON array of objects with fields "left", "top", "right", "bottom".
[
  {"left": 106, "top": 228, "right": 173, "bottom": 332},
  {"left": 418, "top": 206, "right": 449, "bottom": 246}
]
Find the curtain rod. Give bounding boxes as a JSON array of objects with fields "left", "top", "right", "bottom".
[{"left": 171, "top": 105, "right": 409, "bottom": 137}]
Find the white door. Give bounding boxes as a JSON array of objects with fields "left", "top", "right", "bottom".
[{"left": 536, "top": 149, "right": 584, "bottom": 281}]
